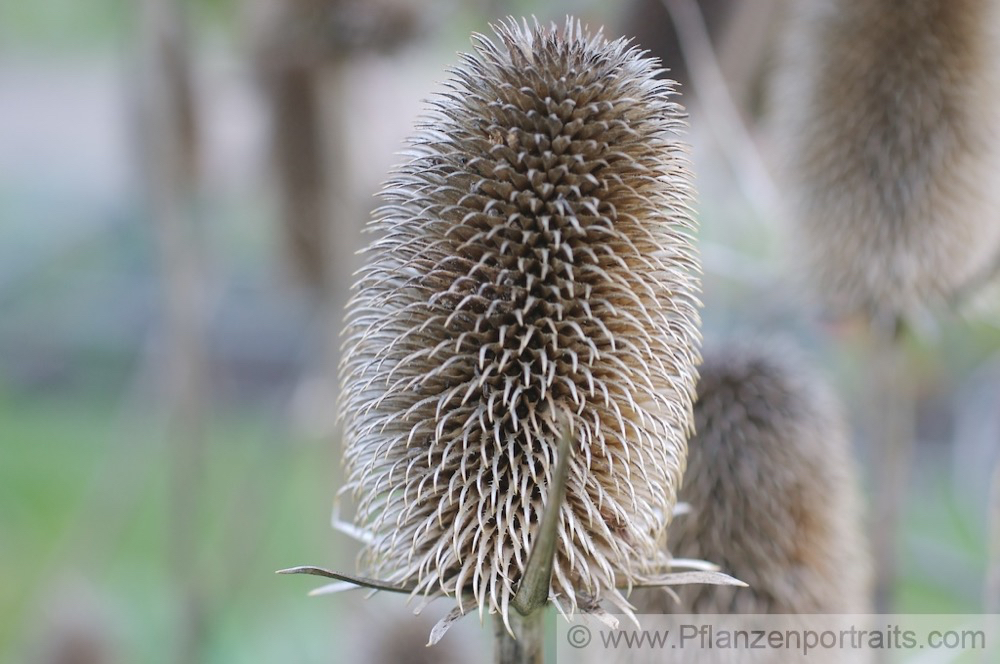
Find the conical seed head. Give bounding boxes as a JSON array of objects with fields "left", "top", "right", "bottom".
[
  {"left": 776, "top": 0, "right": 1000, "bottom": 318},
  {"left": 647, "top": 344, "right": 870, "bottom": 614},
  {"left": 339, "top": 18, "right": 701, "bottom": 620}
]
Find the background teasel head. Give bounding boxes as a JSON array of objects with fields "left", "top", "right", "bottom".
[
  {"left": 336, "top": 18, "right": 703, "bottom": 624},
  {"left": 251, "top": 0, "right": 421, "bottom": 72},
  {"left": 640, "top": 342, "right": 871, "bottom": 615},
  {"left": 249, "top": 0, "right": 423, "bottom": 292},
  {"left": 774, "top": 0, "right": 1000, "bottom": 319}
]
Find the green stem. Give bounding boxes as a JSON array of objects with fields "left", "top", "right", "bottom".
[
  {"left": 494, "top": 610, "right": 544, "bottom": 664},
  {"left": 512, "top": 429, "right": 572, "bottom": 615},
  {"left": 987, "top": 458, "right": 1000, "bottom": 614},
  {"left": 866, "top": 316, "right": 914, "bottom": 614}
]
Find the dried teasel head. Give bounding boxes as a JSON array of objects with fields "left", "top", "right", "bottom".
[
  {"left": 775, "top": 0, "right": 1000, "bottom": 320},
  {"left": 336, "top": 18, "right": 704, "bottom": 625},
  {"left": 640, "top": 342, "right": 871, "bottom": 614}
]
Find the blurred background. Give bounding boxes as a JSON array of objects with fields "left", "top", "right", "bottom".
[{"left": 2, "top": 0, "right": 998, "bottom": 662}]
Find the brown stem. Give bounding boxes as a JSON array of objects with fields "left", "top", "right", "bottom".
[
  {"left": 265, "top": 51, "right": 354, "bottom": 414},
  {"left": 268, "top": 64, "right": 329, "bottom": 290}
]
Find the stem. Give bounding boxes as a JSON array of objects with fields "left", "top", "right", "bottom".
[
  {"left": 987, "top": 458, "right": 1000, "bottom": 614},
  {"left": 494, "top": 610, "right": 544, "bottom": 664},
  {"left": 318, "top": 60, "right": 356, "bottom": 384},
  {"left": 659, "top": 0, "right": 784, "bottom": 225},
  {"left": 135, "top": 0, "right": 207, "bottom": 659},
  {"left": 496, "top": 426, "right": 570, "bottom": 662},
  {"left": 512, "top": 430, "right": 572, "bottom": 615},
  {"left": 714, "top": 0, "right": 784, "bottom": 117},
  {"left": 267, "top": 63, "right": 328, "bottom": 289},
  {"left": 865, "top": 316, "right": 915, "bottom": 614}
]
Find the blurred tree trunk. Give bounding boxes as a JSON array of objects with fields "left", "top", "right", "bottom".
[{"left": 133, "top": 0, "right": 208, "bottom": 661}]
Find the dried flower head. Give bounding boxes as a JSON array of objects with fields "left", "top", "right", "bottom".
[
  {"left": 641, "top": 343, "right": 871, "bottom": 614},
  {"left": 775, "top": 0, "right": 1000, "bottom": 318},
  {"left": 337, "top": 18, "right": 702, "bottom": 623}
]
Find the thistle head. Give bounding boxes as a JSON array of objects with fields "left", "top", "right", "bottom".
[
  {"left": 649, "top": 343, "right": 871, "bottom": 614},
  {"left": 338, "top": 18, "right": 702, "bottom": 624}
]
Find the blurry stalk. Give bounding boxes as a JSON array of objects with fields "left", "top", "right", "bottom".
[
  {"left": 135, "top": 0, "right": 209, "bottom": 661},
  {"left": 268, "top": 65, "right": 330, "bottom": 292},
  {"left": 317, "top": 63, "right": 354, "bottom": 394},
  {"left": 713, "top": 0, "right": 785, "bottom": 118},
  {"left": 263, "top": 44, "right": 354, "bottom": 315},
  {"left": 253, "top": 0, "right": 417, "bottom": 426},
  {"left": 865, "top": 318, "right": 915, "bottom": 614},
  {"left": 266, "top": 55, "right": 352, "bottom": 397},
  {"left": 658, "top": 0, "right": 783, "bottom": 224},
  {"left": 988, "top": 458, "right": 1000, "bottom": 613}
]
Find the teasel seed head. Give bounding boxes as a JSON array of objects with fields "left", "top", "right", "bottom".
[
  {"left": 338, "top": 18, "right": 702, "bottom": 624},
  {"left": 640, "top": 343, "right": 871, "bottom": 614},
  {"left": 775, "top": 0, "right": 1000, "bottom": 319}
]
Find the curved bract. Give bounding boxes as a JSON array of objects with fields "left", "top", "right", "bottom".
[{"left": 338, "top": 18, "right": 701, "bottom": 623}]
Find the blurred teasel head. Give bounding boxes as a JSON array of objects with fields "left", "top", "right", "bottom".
[
  {"left": 252, "top": 0, "right": 421, "bottom": 71},
  {"left": 644, "top": 343, "right": 871, "bottom": 614},
  {"left": 338, "top": 18, "right": 702, "bottom": 624},
  {"left": 775, "top": 0, "right": 1000, "bottom": 320}
]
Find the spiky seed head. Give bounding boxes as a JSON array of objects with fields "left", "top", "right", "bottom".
[
  {"left": 775, "top": 0, "right": 1000, "bottom": 319},
  {"left": 339, "top": 18, "right": 701, "bottom": 622},
  {"left": 640, "top": 343, "right": 870, "bottom": 614}
]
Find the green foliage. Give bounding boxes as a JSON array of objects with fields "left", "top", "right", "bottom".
[
  {"left": 0, "top": 0, "right": 239, "bottom": 53},
  {"left": 0, "top": 394, "right": 344, "bottom": 662},
  {"left": 0, "top": 0, "right": 125, "bottom": 52}
]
